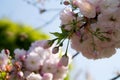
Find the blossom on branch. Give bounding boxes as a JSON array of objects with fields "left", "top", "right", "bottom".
[
  {"left": 0, "top": 40, "right": 71, "bottom": 80},
  {"left": 52, "top": 0, "right": 120, "bottom": 59}
]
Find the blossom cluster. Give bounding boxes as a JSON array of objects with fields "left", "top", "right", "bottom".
[
  {"left": 59, "top": 0, "right": 120, "bottom": 59},
  {"left": 0, "top": 40, "right": 71, "bottom": 80}
]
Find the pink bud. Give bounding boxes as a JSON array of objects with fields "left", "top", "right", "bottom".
[
  {"left": 58, "top": 55, "right": 69, "bottom": 67},
  {"left": 4, "top": 49, "right": 10, "bottom": 56},
  {"left": 64, "top": 0, "right": 70, "bottom": 5},
  {"left": 17, "top": 71, "right": 24, "bottom": 78},
  {"left": 19, "top": 55, "right": 26, "bottom": 61},
  {"left": 43, "top": 40, "right": 52, "bottom": 49},
  {"left": 14, "top": 61, "right": 22, "bottom": 70},
  {"left": 52, "top": 47, "right": 59, "bottom": 54}
]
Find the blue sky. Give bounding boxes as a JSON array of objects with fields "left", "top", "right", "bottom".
[{"left": 0, "top": 0, "right": 120, "bottom": 80}]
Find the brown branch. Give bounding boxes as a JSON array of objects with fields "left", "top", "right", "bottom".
[
  {"left": 34, "top": 12, "right": 60, "bottom": 30},
  {"left": 22, "top": 0, "right": 40, "bottom": 9},
  {"left": 72, "top": 52, "right": 79, "bottom": 59},
  {"left": 111, "top": 75, "right": 120, "bottom": 80},
  {"left": 22, "top": 0, "right": 62, "bottom": 12}
]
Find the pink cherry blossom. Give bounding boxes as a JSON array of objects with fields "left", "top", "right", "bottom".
[
  {"left": 73, "top": 0, "right": 96, "bottom": 18},
  {"left": 0, "top": 50, "right": 9, "bottom": 71}
]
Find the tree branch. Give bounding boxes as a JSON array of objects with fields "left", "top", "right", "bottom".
[
  {"left": 72, "top": 52, "right": 79, "bottom": 59},
  {"left": 111, "top": 75, "right": 120, "bottom": 80}
]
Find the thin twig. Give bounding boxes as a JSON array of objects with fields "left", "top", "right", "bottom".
[
  {"left": 111, "top": 75, "right": 120, "bottom": 80},
  {"left": 72, "top": 52, "right": 79, "bottom": 59},
  {"left": 34, "top": 12, "right": 60, "bottom": 29},
  {"left": 23, "top": 0, "right": 40, "bottom": 9},
  {"left": 23, "top": 0, "right": 62, "bottom": 12},
  {"left": 22, "top": 0, "right": 62, "bottom": 30}
]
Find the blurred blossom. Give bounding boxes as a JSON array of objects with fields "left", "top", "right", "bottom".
[
  {"left": 14, "top": 48, "right": 27, "bottom": 60},
  {"left": 42, "top": 73, "right": 53, "bottom": 80},
  {"left": 0, "top": 49, "right": 9, "bottom": 71},
  {"left": 0, "top": 40, "right": 71, "bottom": 80},
  {"left": 26, "top": 72, "right": 42, "bottom": 80}
]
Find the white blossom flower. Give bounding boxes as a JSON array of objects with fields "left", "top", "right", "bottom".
[
  {"left": 14, "top": 48, "right": 27, "bottom": 60},
  {"left": 73, "top": 0, "right": 96, "bottom": 18},
  {"left": 26, "top": 72, "right": 42, "bottom": 80},
  {"left": 30, "top": 47, "right": 49, "bottom": 60},
  {"left": 24, "top": 71, "right": 32, "bottom": 78},
  {"left": 60, "top": 7, "right": 74, "bottom": 25},
  {"left": 71, "top": 31, "right": 117, "bottom": 59},
  {"left": 98, "top": 8, "right": 120, "bottom": 29},
  {"left": 42, "top": 73, "right": 53, "bottom": 80},
  {"left": 0, "top": 49, "right": 9, "bottom": 70},
  {"left": 60, "top": 7, "right": 75, "bottom": 30},
  {"left": 71, "top": 34, "right": 94, "bottom": 59},
  {"left": 42, "top": 57, "right": 58, "bottom": 74},
  {"left": 29, "top": 40, "right": 51, "bottom": 50},
  {"left": 70, "top": 0, "right": 120, "bottom": 59},
  {"left": 99, "top": 0, "right": 120, "bottom": 13},
  {"left": 25, "top": 53, "right": 42, "bottom": 71}
]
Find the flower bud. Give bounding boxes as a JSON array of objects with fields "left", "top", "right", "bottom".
[
  {"left": 4, "top": 49, "right": 10, "bottom": 56},
  {"left": 64, "top": 0, "right": 70, "bottom": 5},
  {"left": 17, "top": 71, "right": 24, "bottom": 78},
  {"left": 43, "top": 40, "right": 53, "bottom": 49},
  {"left": 52, "top": 47, "right": 59, "bottom": 54},
  {"left": 14, "top": 61, "right": 22, "bottom": 70},
  {"left": 58, "top": 54, "right": 69, "bottom": 67},
  {"left": 19, "top": 55, "right": 26, "bottom": 62}
]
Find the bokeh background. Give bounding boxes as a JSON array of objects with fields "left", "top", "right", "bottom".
[{"left": 0, "top": 0, "right": 120, "bottom": 80}]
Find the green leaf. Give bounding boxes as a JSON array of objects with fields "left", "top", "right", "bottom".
[
  {"left": 51, "top": 32, "right": 62, "bottom": 38},
  {"left": 64, "top": 73, "right": 70, "bottom": 80},
  {"left": 51, "top": 31, "right": 69, "bottom": 44},
  {"left": 0, "top": 71, "right": 7, "bottom": 80},
  {"left": 61, "top": 27, "right": 67, "bottom": 33},
  {"left": 51, "top": 27, "right": 70, "bottom": 46}
]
